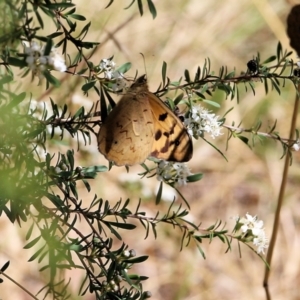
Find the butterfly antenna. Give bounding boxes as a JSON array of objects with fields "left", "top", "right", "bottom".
[{"left": 140, "top": 52, "right": 147, "bottom": 80}]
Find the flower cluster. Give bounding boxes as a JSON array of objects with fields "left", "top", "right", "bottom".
[
  {"left": 99, "top": 58, "right": 126, "bottom": 91},
  {"left": 156, "top": 160, "right": 192, "bottom": 186},
  {"left": 23, "top": 41, "right": 67, "bottom": 79},
  {"left": 234, "top": 213, "right": 269, "bottom": 254},
  {"left": 184, "top": 104, "right": 223, "bottom": 139}
]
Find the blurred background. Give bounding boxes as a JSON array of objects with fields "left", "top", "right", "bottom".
[{"left": 0, "top": 0, "right": 300, "bottom": 299}]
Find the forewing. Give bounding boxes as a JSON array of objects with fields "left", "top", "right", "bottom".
[{"left": 149, "top": 94, "right": 193, "bottom": 162}]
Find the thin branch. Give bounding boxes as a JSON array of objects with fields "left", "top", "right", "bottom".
[
  {"left": 0, "top": 271, "right": 39, "bottom": 300},
  {"left": 223, "top": 124, "right": 296, "bottom": 144},
  {"left": 263, "top": 84, "right": 300, "bottom": 299}
]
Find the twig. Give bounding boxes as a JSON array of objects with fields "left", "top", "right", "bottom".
[
  {"left": 223, "top": 124, "right": 296, "bottom": 144},
  {"left": 263, "top": 84, "right": 300, "bottom": 299}
]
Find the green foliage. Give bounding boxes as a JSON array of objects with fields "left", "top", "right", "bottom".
[{"left": 0, "top": 1, "right": 298, "bottom": 299}]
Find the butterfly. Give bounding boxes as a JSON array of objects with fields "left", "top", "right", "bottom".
[{"left": 98, "top": 75, "right": 193, "bottom": 166}]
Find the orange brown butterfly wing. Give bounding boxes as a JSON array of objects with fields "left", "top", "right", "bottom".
[
  {"left": 148, "top": 94, "right": 193, "bottom": 162},
  {"left": 98, "top": 83, "right": 154, "bottom": 166},
  {"left": 98, "top": 75, "right": 193, "bottom": 166}
]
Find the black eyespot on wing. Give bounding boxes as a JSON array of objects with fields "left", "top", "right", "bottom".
[
  {"left": 160, "top": 140, "right": 170, "bottom": 153},
  {"left": 158, "top": 112, "right": 168, "bottom": 121},
  {"left": 178, "top": 115, "right": 185, "bottom": 122},
  {"left": 154, "top": 129, "right": 162, "bottom": 140}
]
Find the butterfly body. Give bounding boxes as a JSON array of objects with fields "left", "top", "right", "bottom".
[{"left": 98, "top": 75, "right": 193, "bottom": 166}]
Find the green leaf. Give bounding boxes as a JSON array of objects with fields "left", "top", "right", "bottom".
[
  {"left": 106, "top": 221, "right": 136, "bottom": 230},
  {"left": 0, "top": 75, "right": 13, "bottom": 85},
  {"left": 173, "top": 93, "right": 184, "bottom": 106},
  {"left": 137, "top": 0, "right": 143, "bottom": 16},
  {"left": 73, "top": 106, "right": 84, "bottom": 119},
  {"left": 81, "top": 81, "right": 96, "bottom": 92},
  {"left": 65, "top": 7, "right": 76, "bottom": 15},
  {"left": 104, "top": 87, "right": 117, "bottom": 109},
  {"left": 44, "top": 39, "right": 53, "bottom": 56},
  {"left": 225, "top": 71, "right": 235, "bottom": 79},
  {"left": 7, "top": 57, "right": 27, "bottom": 68},
  {"left": 28, "top": 245, "right": 46, "bottom": 262},
  {"left": 25, "top": 223, "right": 35, "bottom": 241},
  {"left": 123, "top": 255, "right": 148, "bottom": 264},
  {"left": 77, "top": 22, "right": 91, "bottom": 39},
  {"left": 276, "top": 42, "right": 282, "bottom": 63},
  {"left": 187, "top": 173, "right": 203, "bottom": 182},
  {"left": 151, "top": 222, "right": 157, "bottom": 239},
  {"left": 38, "top": 250, "right": 48, "bottom": 263},
  {"left": 127, "top": 274, "right": 149, "bottom": 280},
  {"left": 24, "top": 236, "right": 41, "bottom": 249},
  {"left": 48, "top": 32, "right": 63, "bottom": 39},
  {"left": 117, "top": 62, "right": 132, "bottom": 74},
  {"left": 269, "top": 77, "right": 281, "bottom": 95},
  {"left": 194, "top": 66, "right": 201, "bottom": 82},
  {"left": 39, "top": 264, "right": 50, "bottom": 272},
  {"left": 263, "top": 77, "right": 269, "bottom": 94},
  {"left": 70, "top": 182, "right": 78, "bottom": 199},
  {"left": 238, "top": 135, "right": 249, "bottom": 145},
  {"left": 156, "top": 181, "right": 163, "bottom": 205},
  {"left": 35, "top": 9, "right": 44, "bottom": 29},
  {"left": 43, "top": 70, "right": 61, "bottom": 87},
  {"left": 69, "top": 243, "right": 84, "bottom": 252},
  {"left": 196, "top": 243, "right": 206, "bottom": 259},
  {"left": 104, "top": 222, "right": 122, "bottom": 240},
  {"left": 262, "top": 55, "right": 276, "bottom": 64},
  {"left": 6, "top": 92, "right": 26, "bottom": 109},
  {"left": 0, "top": 261, "right": 10, "bottom": 272},
  {"left": 46, "top": 3, "right": 75, "bottom": 9},
  {"left": 147, "top": 0, "right": 157, "bottom": 19},
  {"left": 105, "top": 0, "right": 114, "bottom": 8},
  {"left": 162, "top": 61, "right": 167, "bottom": 87},
  {"left": 67, "top": 150, "right": 74, "bottom": 170},
  {"left": 184, "top": 69, "right": 191, "bottom": 83},
  {"left": 80, "top": 41, "right": 99, "bottom": 49},
  {"left": 203, "top": 99, "right": 220, "bottom": 108},
  {"left": 70, "top": 14, "right": 86, "bottom": 21},
  {"left": 46, "top": 193, "right": 66, "bottom": 211},
  {"left": 195, "top": 91, "right": 206, "bottom": 99}
]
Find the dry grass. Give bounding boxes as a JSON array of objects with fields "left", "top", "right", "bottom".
[{"left": 1, "top": 0, "right": 300, "bottom": 299}]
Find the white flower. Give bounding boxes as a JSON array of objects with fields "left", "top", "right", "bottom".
[
  {"left": 240, "top": 213, "right": 264, "bottom": 236},
  {"left": 23, "top": 41, "right": 66, "bottom": 79},
  {"left": 235, "top": 213, "right": 268, "bottom": 254},
  {"left": 156, "top": 160, "right": 192, "bottom": 186},
  {"left": 111, "top": 77, "right": 126, "bottom": 91},
  {"left": 99, "top": 58, "right": 116, "bottom": 71},
  {"left": 184, "top": 104, "right": 223, "bottom": 139},
  {"left": 292, "top": 140, "right": 300, "bottom": 151},
  {"left": 110, "top": 71, "right": 126, "bottom": 91},
  {"left": 55, "top": 166, "right": 62, "bottom": 173},
  {"left": 98, "top": 58, "right": 126, "bottom": 91},
  {"left": 48, "top": 50, "right": 67, "bottom": 72},
  {"left": 123, "top": 250, "right": 130, "bottom": 258},
  {"left": 253, "top": 230, "right": 269, "bottom": 254}
]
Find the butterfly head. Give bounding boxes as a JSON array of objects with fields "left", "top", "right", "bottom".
[{"left": 131, "top": 75, "right": 147, "bottom": 88}]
